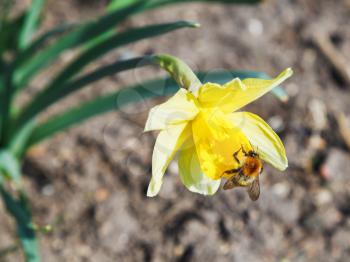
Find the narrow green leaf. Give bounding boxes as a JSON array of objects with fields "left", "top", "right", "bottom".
[
  {"left": 270, "top": 85, "right": 288, "bottom": 103},
  {"left": 82, "top": 0, "right": 142, "bottom": 50},
  {"left": 0, "top": 58, "right": 6, "bottom": 92},
  {"left": 15, "top": 23, "right": 76, "bottom": 68},
  {"left": 0, "top": 150, "right": 21, "bottom": 182},
  {"left": 8, "top": 120, "right": 36, "bottom": 158},
  {"left": 89, "top": 0, "right": 261, "bottom": 58},
  {"left": 83, "top": 0, "right": 146, "bottom": 50},
  {"left": 163, "top": 0, "right": 261, "bottom": 4},
  {"left": 85, "top": 0, "right": 261, "bottom": 50},
  {"left": 46, "top": 21, "right": 199, "bottom": 92},
  {"left": 0, "top": 187, "right": 40, "bottom": 262},
  {"left": 107, "top": 0, "right": 141, "bottom": 11},
  {"left": 142, "top": 0, "right": 262, "bottom": 11},
  {"left": 15, "top": 21, "right": 199, "bottom": 129},
  {"left": 0, "top": 13, "right": 25, "bottom": 55},
  {"left": 108, "top": 0, "right": 261, "bottom": 12},
  {"left": 18, "top": 57, "right": 151, "bottom": 124},
  {"left": 8, "top": 57, "right": 150, "bottom": 154},
  {"left": 13, "top": 2, "right": 147, "bottom": 89},
  {"left": 26, "top": 70, "right": 287, "bottom": 147},
  {"left": 18, "top": 0, "right": 45, "bottom": 49},
  {"left": 27, "top": 77, "right": 179, "bottom": 147},
  {"left": 0, "top": 67, "right": 15, "bottom": 147}
]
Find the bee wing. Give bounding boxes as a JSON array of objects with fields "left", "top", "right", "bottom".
[
  {"left": 247, "top": 177, "right": 260, "bottom": 201},
  {"left": 223, "top": 179, "right": 239, "bottom": 190}
]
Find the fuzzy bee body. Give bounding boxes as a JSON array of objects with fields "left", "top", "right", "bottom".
[{"left": 223, "top": 147, "right": 263, "bottom": 201}]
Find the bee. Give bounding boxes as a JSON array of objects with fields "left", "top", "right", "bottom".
[{"left": 222, "top": 146, "right": 264, "bottom": 201}]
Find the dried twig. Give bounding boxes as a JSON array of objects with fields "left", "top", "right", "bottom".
[
  {"left": 312, "top": 33, "right": 350, "bottom": 86},
  {"left": 335, "top": 111, "right": 350, "bottom": 151}
]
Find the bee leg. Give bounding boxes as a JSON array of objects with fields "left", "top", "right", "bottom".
[
  {"left": 223, "top": 167, "right": 241, "bottom": 175},
  {"left": 233, "top": 149, "right": 241, "bottom": 164},
  {"left": 241, "top": 145, "right": 248, "bottom": 156},
  {"left": 223, "top": 168, "right": 241, "bottom": 190},
  {"left": 260, "top": 165, "right": 264, "bottom": 174}
]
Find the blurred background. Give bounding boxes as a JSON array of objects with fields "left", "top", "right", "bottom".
[{"left": 1, "top": 0, "right": 350, "bottom": 261}]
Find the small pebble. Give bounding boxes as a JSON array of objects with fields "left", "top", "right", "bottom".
[
  {"left": 174, "top": 245, "right": 184, "bottom": 257},
  {"left": 268, "top": 116, "right": 285, "bottom": 133},
  {"left": 95, "top": 188, "right": 109, "bottom": 202},
  {"left": 308, "top": 99, "right": 328, "bottom": 131},
  {"left": 41, "top": 184, "right": 55, "bottom": 196},
  {"left": 271, "top": 182, "right": 290, "bottom": 198},
  {"left": 315, "top": 189, "right": 332, "bottom": 206},
  {"left": 247, "top": 18, "right": 263, "bottom": 36},
  {"left": 309, "top": 135, "right": 326, "bottom": 150},
  {"left": 285, "top": 83, "right": 300, "bottom": 97}
]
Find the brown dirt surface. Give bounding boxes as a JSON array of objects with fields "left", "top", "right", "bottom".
[{"left": 1, "top": 0, "right": 350, "bottom": 261}]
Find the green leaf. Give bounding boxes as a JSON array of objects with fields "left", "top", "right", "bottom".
[
  {"left": 107, "top": 0, "right": 141, "bottom": 11},
  {"left": 18, "top": 57, "right": 151, "bottom": 124},
  {"left": 13, "top": 2, "right": 147, "bottom": 90},
  {"left": 164, "top": 0, "right": 261, "bottom": 4},
  {"left": 0, "top": 150, "right": 21, "bottom": 182},
  {"left": 26, "top": 70, "right": 287, "bottom": 147},
  {"left": 0, "top": 58, "right": 6, "bottom": 91},
  {"left": 0, "top": 187, "right": 40, "bottom": 262},
  {"left": 87, "top": 0, "right": 261, "bottom": 51},
  {"left": 15, "top": 23, "right": 76, "bottom": 68},
  {"left": 82, "top": 0, "right": 141, "bottom": 50},
  {"left": 8, "top": 120, "right": 36, "bottom": 158},
  {"left": 27, "top": 77, "right": 179, "bottom": 147},
  {"left": 47, "top": 21, "right": 199, "bottom": 91},
  {"left": 108, "top": 0, "right": 261, "bottom": 12},
  {"left": 270, "top": 85, "right": 288, "bottom": 103},
  {"left": 0, "top": 13, "right": 25, "bottom": 55},
  {"left": 0, "top": 67, "right": 15, "bottom": 147},
  {"left": 18, "top": 0, "right": 45, "bottom": 49},
  {"left": 15, "top": 21, "right": 199, "bottom": 129}
]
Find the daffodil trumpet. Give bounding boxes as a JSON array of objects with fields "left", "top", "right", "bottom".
[{"left": 145, "top": 54, "right": 293, "bottom": 197}]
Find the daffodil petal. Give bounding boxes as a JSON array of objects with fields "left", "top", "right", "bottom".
[
  {"left": 198, "top": 79, "right": 246, "bottom": 112},
  {"left": 228, "top": 112, "right": 288, "bottom": 170},
  {"left": 147, "top": 123, "right": 190, "bottom": 197},
  {"left": 198, "top": 68, "right": 293, "bottom": 113},
  {"left": 144, "top": 88, "right": 199, "bottom": 132},
  {"left": 192, "top": 109, "right": 252, "bottom": 180},
  {"left": 178, "top": 135, "right": 221, "bottom": 195}
]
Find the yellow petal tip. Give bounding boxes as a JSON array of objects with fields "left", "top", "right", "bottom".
[
  {"left": 146, "top": 177, "right": 162, "bottom": 197},
  {"left": 282, "top": 67, "right": 293, "bottom": 78},
  {"left": 278, "top": 158, "right": 288, "bottom": 171},
  {"left": 146, "top": 185, "right": 158, "bottom": 197},
  {"left": 146, "top": 192, "right": 156, "bottom": 197}
]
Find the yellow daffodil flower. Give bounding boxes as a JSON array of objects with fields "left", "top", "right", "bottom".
[{"left": 145, "top": 55, "right": 293, "bottom": 197}]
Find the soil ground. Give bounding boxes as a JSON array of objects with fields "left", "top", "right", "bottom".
[{"left": 1, "top": 0, "right": 350, "bottom": 261}]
